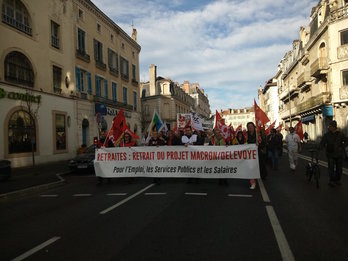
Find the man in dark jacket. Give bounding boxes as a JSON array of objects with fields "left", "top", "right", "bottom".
[{"left": 320, "top": 121, "right": 348, "bottom": 187}]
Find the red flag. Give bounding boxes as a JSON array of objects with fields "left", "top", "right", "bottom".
[
  {"left": 294, "top": 120, "right": 304, "bottom": 141},
  {"left": 107, "top": 109, "right": 127, "bottom": 146},
  {"left": 228, "top": 124, "right": 235, "bottom": 144},
  {"left": 215, "top": 110, "right": 228, "bottom": 140},
  {"left": 125, "top": 127, "right": 139, "bottom": 140},
  {"left": 173, "top": 123, "right": 178, "bottom": 133},
  {"left": 265, "top": 120, "right": 276, "bottom": 136},
  {"left": 254, "top": 99, "right": 270, "bottom": 132},
  {"left": 276, "top": 123, "right": 283, "bottom": 132}
]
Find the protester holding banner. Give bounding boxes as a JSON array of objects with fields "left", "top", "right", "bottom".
[
  {"left": 211, "top": 128, "right": 228, "bottom": 186},
  {"left": 97, "top": 129, "right": 114, "bottom": 185},
  {"left": 233, "top": 131, "right": 245, "bottom": 145},
  {"left": 147, "top": 129, "right": 165, "bottom": 184},
  {"left": 120, "top": 132, "right": 136, "bottom": 147},
  {"left": 167, "top": 130, "right": 182, "bottom": 146},
  {"left": 246, "top": 122, "right": 267, "bottom": 189},
  {"left": 194, "top": 130, "right": 205, "bottom": 145},
  {"left": 181, "top": 126, "right": 197, "bottom": 146}
]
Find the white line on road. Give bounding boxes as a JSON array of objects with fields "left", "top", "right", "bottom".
[
  {"left": 258, "top": 179, "right": 270, "bottom": 203},
  {"left": 11, "top": 236, "right": 61, "bottom": 261},
  {"left": 100, "top": 184, "right": 155, "bottom": 215},
  {"left": 73, "top": 194, "right": 92, "bottom": 197},
  {"left": 266, "top": 206, "right": 295, "bottom": 261},
  {"left": 40, "top": 194, "right": 58, "bottom": 197},
  {"left": 227, "top": 194, "right": 253, "bottom": 198},
  {"left": 144, "top": 192, "right": 167, "bottom": 195},
  {"left": 185, "top": 192, "right": 207, "bottom": 196},
  {"left": 106, "top": 193, "right": 128, "bottom": 196}
]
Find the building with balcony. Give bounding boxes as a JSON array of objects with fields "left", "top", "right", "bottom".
[
  {"left": 0, "top": 0, "right": 141, "bottom": 167},
  {"left": 276, "top": 0, "right": 348, "bottom": 140},
  {"left": 221, "top": 107, "right": 255, "bottom": 130},
  {"left": 258, "top": 77, "right": 279, "bottom": 126},
  {"left": 140, "top": 64, "right": 195, "bottom": 131},
  {"left": 0, "top": 0, "right": 77, "bottom": 167},
  {"left": 73, "top": 0, "right": 141, "bottom": 146},
  {"left": 181, "top": 81, "right": 211, "bottom": 119}
]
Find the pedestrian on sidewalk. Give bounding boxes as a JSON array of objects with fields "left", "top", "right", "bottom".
[
  {"left": 285, "top": 127, "right": 301, "bottom": 171},
  {"left": 319, "top": 120, "right": 348, "bottom": 187}
]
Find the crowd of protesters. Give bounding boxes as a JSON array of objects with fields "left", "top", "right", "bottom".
[{"left": 96, "top": 121, "right": 292, "bottom": 190}]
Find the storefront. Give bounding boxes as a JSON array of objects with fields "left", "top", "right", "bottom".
[{"left": 0, "top": 85, "right": 76, "bottom": 168}]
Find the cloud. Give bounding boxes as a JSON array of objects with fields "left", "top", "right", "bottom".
[{"left": 91, "top": 0, "right": 318, "bottom": 112}]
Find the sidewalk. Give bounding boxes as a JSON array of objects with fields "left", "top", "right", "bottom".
[{"left": 0, "top": 160, "right": 71, "bottom": 200}]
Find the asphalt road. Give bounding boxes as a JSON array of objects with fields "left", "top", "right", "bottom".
[{"left": 1, "top": 154, "right": 348, "bottom": 261}]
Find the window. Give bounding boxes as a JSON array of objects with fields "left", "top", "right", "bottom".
[
  {"left": 8, "top": 110, "right": 36, "bottom": 154},
  {"left": 123, "top": 87, "right": 127, "bottom": 104},
  {"left": 77, "top": 28, "right": 86, "bottom": 53},
  {"left": 2, "top": 0, "right": 32, "bottom": 35},
  {"left": 120, "top": 56, "right": 129, "bottom": 79},
  {"left": 53, "top": 65, "right": 62, "bottom": 93},
  {"left": 55, "top": 113, "right": 66, "bottom": 151},
  {"left": 111, "top": 34, "right": 114, "bottom": 42},
  {"left": 108, "top": 49, "right": 118, "bottom": 74},
  {"left": 132, "top": 64, "right": 136, "bottom": 81},
  {"left": 78, "top": 9, "right": 84, "bottom": 19},
  {"left": 75, "top": 67, "right": 92, "bottom": 94},
  {"left": 133, "top": 91, "right": 137, "bottom": 111},
  {"left": 51, "top": 20, "right": 60, "bottom": 49},
  {"left": 343, "top": 71, "right": 348, "bottom": 86},
  {"left": 97, "top": 23, "right": 101, "bottom": 32},
  {"left": 112, "top": 82, "right": 117, "bottom": 101},
  {"left": 121, "top": 43, "right": 125, "bottom": 49},
  {"left": 94, "top": 39, "right": 103, "bottom": 62},
  {"left": 341, "top": 30, "right": 348, "bottom": 45},
  {"left": 95, "top": 75, "right": 108, "bottom": 98},
  {"left": 5, "top": 51, "right": 34, "bottom": 87}
]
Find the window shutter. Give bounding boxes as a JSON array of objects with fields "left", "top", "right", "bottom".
[
  {"left": 87, "top": 72, "right": 92, "bottom": 94},
  {"left": 108, "top": 49, "right": 111, "bottom": 68},
  {"left": 93, "top": 39, "right": 97, "bottom": 61},
  {"left": 95, "top": 75, "right": 100, "bottom": 96},
  {"left": 112, "top": 82, "right": 117, "bottom": 101},
  {"left": 104, "top": 79, "right": 108, "bottom": 99},
  {"left": 75, "top": 67, "right": 81, "bottom": 92}
]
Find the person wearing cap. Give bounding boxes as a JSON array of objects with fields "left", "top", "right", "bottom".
[
  {"left": 320, "top": 120, "right": 348, "bottom": 187},
  {"left": 285, "top": 126, "right": 301, "bottom": 171}
]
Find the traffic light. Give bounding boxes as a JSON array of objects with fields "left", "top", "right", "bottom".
[{"left": 94, "top": 136, "right": 98, "bottom": 148}]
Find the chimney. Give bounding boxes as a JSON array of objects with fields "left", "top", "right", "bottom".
[
  {"left": 132, "top": 28, "right": 137, "bottom": 42},
  {"left": 183, "top": 81, "right": 190, "bottom": 93},
  {"left": 149, "top": 64, "right": 157, "bottom": 96}
]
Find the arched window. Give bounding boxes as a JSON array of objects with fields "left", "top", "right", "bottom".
[
  {"left": 8, "top": 110, "right": 36, "bottom": 154},
  {"left": 2, "top": 0, "right": 32, "bottom": 35},
  {"left": 5, "top": 51, "right": 34, "bottom": 87}
]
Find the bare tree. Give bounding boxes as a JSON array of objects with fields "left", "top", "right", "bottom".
[{"left": 21, "top": 90, "right": 41, "bottom": 167}]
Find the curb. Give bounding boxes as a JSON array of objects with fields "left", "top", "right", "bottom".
[{"left": 0, "top": 171, "right": 71, "bottom": 201}]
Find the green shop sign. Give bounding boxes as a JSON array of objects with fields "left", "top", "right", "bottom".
[{"left": 0, "top": 88, "right": 41, "bottom": 103}]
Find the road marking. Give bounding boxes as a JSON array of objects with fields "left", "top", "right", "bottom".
[
  {"left": 100, "top": 184, "right": 155, "bottom": 215},
  {"left": 227, "top": 194, "right": 253, "bottom": 198},
  {"left": 40, "top": 194, "right": 58, "bottom": 197},
  {"left": 12, "top": 236, "right": 61, "bottom": 261},
  {"left": 107, "top": 193, "right": 127, "bottom": 196},
  {"left": 185, "top": 192, "right": 207, "bottom": 196},
  {"left": 258, "top": 179, "right": 270, "bottom": 203},
  {"left": 73, "top": 194, "right": 92, "bottom": 197},
  {"left": 144, "top": 192, "right": 167, "bottom": 195},
  {"left": 266, "top": 206, "right": 295, "bottom": 261}
]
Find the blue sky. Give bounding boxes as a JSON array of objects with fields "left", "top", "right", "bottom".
[{"left": 92, "top": 0, "right": 317, "bottom": 112}]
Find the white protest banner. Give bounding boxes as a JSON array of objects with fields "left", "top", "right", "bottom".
[
  {"left": 177, "top": 113, "right": 191, "bottom": 129},
  {"left": 94, "top": 144, "right": 260, "bottom": 179}
]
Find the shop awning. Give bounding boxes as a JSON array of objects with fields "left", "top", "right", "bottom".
[{"left": 301, "top": 115, "right": 315, "bottom": 123}]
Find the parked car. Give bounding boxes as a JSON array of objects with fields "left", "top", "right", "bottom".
[
  {"left": 69, "top": 145, "right": 95, "bottom": 173},
  {"left": 0, "top": 160, "right": 11, "bottom": 181}
]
